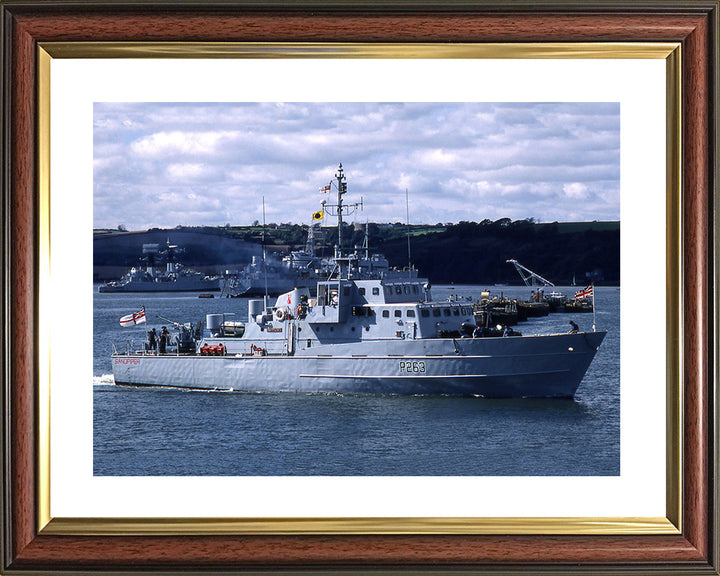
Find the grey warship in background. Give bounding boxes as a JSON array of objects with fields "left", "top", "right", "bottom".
[
  {"left": 220, "top": 222, "right": 422, "bottom": 297},
  {"left": 112, "top": 164, "right": 606, "bottom": 398},
  {"left": 99, "top": 241, "right": 221, "bottom": 293}
]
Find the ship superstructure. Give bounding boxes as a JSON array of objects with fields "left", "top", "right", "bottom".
[{"left": 219, "top": 164, "right": 422, "bottom": 296}]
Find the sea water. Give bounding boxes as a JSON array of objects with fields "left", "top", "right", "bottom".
[{"left": 93, "top": 285, "right": 620, "bottom": 476}]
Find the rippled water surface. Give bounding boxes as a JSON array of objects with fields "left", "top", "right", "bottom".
[{"left": 94, "top": 285, "right": 619, "bottom": 476}]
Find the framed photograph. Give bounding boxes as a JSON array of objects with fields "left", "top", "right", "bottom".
[{"left": 2, "top": 1, "right": 717, "bottom": 573}]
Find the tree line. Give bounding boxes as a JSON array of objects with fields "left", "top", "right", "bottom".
[{"left": 94, "top": 218, "right": 620, "bottom": 285}]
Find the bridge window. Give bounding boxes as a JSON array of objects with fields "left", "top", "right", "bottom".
[
  {"left": 403, "top": 286, "right": 410, "bottom": 294},
  {"left": 452, "top": 308, "right": 460, "bottom": 316},
  {"left": 407, "top": 310, "right": 416, "bottom": 318},
  {"left": 395, "top": 286, "right": 402, "bottom": 294},
  {"left": 372, "top": 287, "right": 380, "bottom": 295},
  {"left": 382, "top": 310, "right": 390, "bottom": 318},
  {"left": 421, "top": 309, "right": 430, "bottom": 317},
  {"left": 394, "top": 310, "right": 402, "bottom": 318},
  {"left": 433, "top": 309, "right": 441, "bottom": 317},
  {"left": 412, "top": 285, "right": 419, "bottom": 294},
  {"left": 317, "top": 284, "right": 327, "bottom": 306},
  {"left": 443, "top": 309, "right": 451, "bottom": 316},
  {"left": 359, "top": 287, "right": 366, "bottom": 296}
]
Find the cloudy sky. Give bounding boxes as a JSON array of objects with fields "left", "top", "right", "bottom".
[{"left": 93, "top": 102, "right": 620, "bottom": 230}]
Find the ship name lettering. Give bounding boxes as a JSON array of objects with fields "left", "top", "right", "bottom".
[
  {"left": 399, "top": 361, "right": 425, "bottom": 374},
  {"left": 114, "top": 358, "right": 141, "bottom": 365}
]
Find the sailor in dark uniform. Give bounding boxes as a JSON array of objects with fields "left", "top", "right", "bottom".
[
  {"left": 148, "top": 328, "right": 157, "bottom": 353},
  {"left": 568, "top": 320, "right": 579, "bottom": 334},
  {"left": 159, "top": 326, "right": 169, "bottom": 354}
]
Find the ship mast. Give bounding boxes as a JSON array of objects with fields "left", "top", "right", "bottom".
[
  {"left": 322, "top": 163, "right": 362, "bottom": 279},
  {"left": 363, "top": 221, "right": 370, "bottom": 259},
  {"left": 335, "top": 163, "right": 346, "bottom": 258},
  {"left": 262, "top": 196, "right": 269, "bottom": 307},
  {"left": 306, "top": 224, "right": 316, "bottom": 257},
  {"left": 406, "top": 188, "right": 412, "bottom": 278}
]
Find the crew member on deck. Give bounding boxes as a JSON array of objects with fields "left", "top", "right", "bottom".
[
  {"left": 147, "top": 328, "right": 157, "bottom": 353},
  {"left": 568, "top": 320, "right": 579, "bottom": 334},
  {"left": 159, "top": 326, "right": 169, "bottom": 354}
]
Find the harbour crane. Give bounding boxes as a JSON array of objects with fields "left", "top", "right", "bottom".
[{"left": 506, "top": 259, "right": 555, "bottom": 287}]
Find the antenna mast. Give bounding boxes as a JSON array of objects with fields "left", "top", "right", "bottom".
[
  {"left": 262, "top": 196, "right": 269, "bottom": 307},
  {"left": 363, "top": 221, "right": 370, "bottom": 259},
  {"left": 322, "top": 163, "right": 363, "bottom": 278},
  {"left": 406, "top": 188, "right": 412, "bottom": 278},
  {"left": 336, "top": 164, "right": 346, "bottom": 256}
]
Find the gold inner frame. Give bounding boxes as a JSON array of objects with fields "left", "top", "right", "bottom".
[{"left": 36, "top": 42, "right": 682, "bottom": 536}]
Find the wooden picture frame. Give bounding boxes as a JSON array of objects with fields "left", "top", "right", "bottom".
[{"left": 2, "top": 1, "right": 717, "bottom": 573}]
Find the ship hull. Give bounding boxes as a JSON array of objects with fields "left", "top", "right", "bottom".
[
  {"left": 112, "top": 332, "right": 606, "bottom": 398},
  {"left": 99, "top": 279, "right": 221, "bottom": 293},
  {"left": 227, "top": 278, "right": 317, "bottom": 297}
]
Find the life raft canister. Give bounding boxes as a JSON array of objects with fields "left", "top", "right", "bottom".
[{"left": 274, "top": 308, "right": 285, "bottom": 321}]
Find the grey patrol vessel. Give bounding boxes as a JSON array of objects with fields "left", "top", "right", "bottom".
[{"left": 112, "top": 165, "right": 606, "bottom": 398}]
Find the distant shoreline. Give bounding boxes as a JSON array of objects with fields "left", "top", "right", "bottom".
[{"left": 94, "top": 219, "right": 620, "bottom": 286}]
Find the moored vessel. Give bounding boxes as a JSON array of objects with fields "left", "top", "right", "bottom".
[{"left": 99, "top": 241, "right": 220, "bottom": 293}]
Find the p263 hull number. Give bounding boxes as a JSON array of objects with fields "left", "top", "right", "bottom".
[{"left": 399, "top": 360, "right": 426, "bottom": 374}]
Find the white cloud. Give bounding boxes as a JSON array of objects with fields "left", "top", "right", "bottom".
[
  {"left": 563, "top": 182, "right": 590, "bottom": 199},
  {"left": 166, "top": 163, "right": 212, "bottom": 181},
  {"left": 131, "top": 130, "right": 238, "bottom": 157},
  {"left": 94, "top": 102, "right": 620, "bottom": 229}
]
